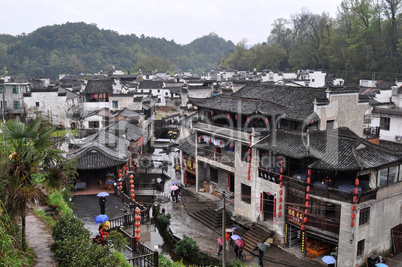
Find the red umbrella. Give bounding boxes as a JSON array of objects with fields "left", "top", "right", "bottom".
[
  {"left": 217, "top": 237, "right": 223, "bottom": 246},
  {"left": 235, "top": 239, "right": 245, "bottom": 248}
]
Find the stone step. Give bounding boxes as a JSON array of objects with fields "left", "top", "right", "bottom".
[{"left": 241, "top": 225, "right": 273, "bottom": 252}]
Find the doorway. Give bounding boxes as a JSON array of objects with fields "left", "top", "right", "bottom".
[
  {"left": 229, "top": 172, "right": 234, "bottom": 193},
  {"left": 263, "top": 192, "right": 274, "bottom": 222}
]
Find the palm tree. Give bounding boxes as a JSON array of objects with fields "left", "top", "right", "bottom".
[{"left": 3, "top": 117, "right": 66, "bottom": 251}]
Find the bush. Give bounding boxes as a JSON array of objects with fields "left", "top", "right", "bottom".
[
  {"left": 156, "top": 213, "right": 171, "bottom": 230},
  {"left": 52, "top": 214, "right": 125, "bottom": 266},
  {"left": 174, "top": 235, "right": 199, "bottom": 258},
  {"left": 48, "top": 190, "right": 63, "bottom": 206}
]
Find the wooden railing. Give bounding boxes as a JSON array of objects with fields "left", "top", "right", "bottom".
[
  {"left": 117, "top": 227, "right": 158, "bottom": 267},
  {"left": 197, "top": 147, "right": 235, "bottom": 167},
  {"left": 258, "top": 168, "right": 378, "bottom": 204}
]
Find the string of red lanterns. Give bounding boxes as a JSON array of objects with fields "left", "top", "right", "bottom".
[
  {"left": 118, "top": 169, "right": 123, "bottom": 191},
  {"left": 247, "top": 134, "right": 252, "bottom": 180},
  {"left": 129, "top": 174, "right": 135, "bottom": 202},
  {"left": 351, "top": 178, "right": 360, "bottom": 228},
  {"left": 134, "top": 207, "right": 141, "bottom": 247},
  {"left": 301, "top": 169, "right": 312, "bottom": 230}
]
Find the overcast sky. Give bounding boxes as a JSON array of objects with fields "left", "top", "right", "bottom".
[{"left": 1, "top": 0, "right": 343, "bottom": 46}]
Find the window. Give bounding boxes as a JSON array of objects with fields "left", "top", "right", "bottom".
[
  {"left": 379, "top": 165, "right": 400, "bottom": 187},
  {"left": 112, "top": 101, "right": 118, "bottom": 108},
  {"left": 36, "top": 102, "right": 39, "bottom": 107},
  {"left": 357, "top": 239, "right": 365, "bottom": 258},
  {"left": 359, "top": 207, "right": 370, "bottom": 226},
  {"left": 157, "top": 90, "right": 160, "bottom": 93},
  {"left": 326, "top": 120, "right": 335, "bottom": 130},
  {"left": 0, "top": 85, "right": 3, "bottom": 94},
  {"left": 88, "top": 121, "right": 100, "bottom": 128},
  {"left": 380, "top": 117, "right": 390, "bottom": 130},
  {"left": 13, "top": 101, "right": 20, "bottom": 109},
  {"left": 241, "top": 183, "right": 251, "bottom": 204},
  {"left": 165, "top": 92, "right": 169, "bottom": 96},
  {"left": 241, "top": 145, "right": 249, "bottom": 162},
  {"left": 12, "top": 85, "right": 18, "bottom": 94}
]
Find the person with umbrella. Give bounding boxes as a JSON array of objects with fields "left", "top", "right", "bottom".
[
  {"left": 216, "top": 237, "right": 223, "bottom": 256},
  {"left": 170, "top": 185, "right": 179, "bottom": 202},
  {"left": 97, "top": 192, "right": 109, "bottom": 214},
  {"left": 225, "top": 229, "right": 234, "bottom": 250},
  {"left": 257, "top": 242, "right": 268, "bottom": 267},
  {"left": 235, "top": 239, "right": 245, "bottom": 259}
]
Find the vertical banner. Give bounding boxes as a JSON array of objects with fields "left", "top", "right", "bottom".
[
  {"left": 260, "top": 192, "right": 263, "bottom": 213},
  {"left": 284, "top": 223, "right": 288, "bottom": 247},
  {"left": 301, "top": 230, "right": 306, "bottom": 256}
]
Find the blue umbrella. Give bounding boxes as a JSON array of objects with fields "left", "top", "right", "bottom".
[
  {"left": 94, "top": 214, "right": 109, "bottom": 223},
  {"left": 171, "top": 182, "right": 179, "bottom": 185},
  {"left": 375, "top": 263, "right": 388, "bottom": 267},
  {"left": 322, "top": 256, "right": 336, "bottom": 264},
  {"left": 97, "top": 192, "right": 109, "bottom": 197},
  {"left": 231, "top": 235, "right": 241, "bottom": 240}
]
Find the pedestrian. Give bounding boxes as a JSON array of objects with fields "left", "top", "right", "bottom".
[
  {"left": 258, "top": 247, "right": 264, "bottom": 267},
  {"left": 238, "top": 247, "right": 243, "bottom": 259},
  {"left": 225, "top": 231, "right": 232, "bottom": 250},
  {"left": 171, "top": 190, "right": 176, "bottom": 202},
  {"left": 234, "top": 244, "right": 239, "bottom": 258},
  {"left": 174, "top": 188, "right": 180, "bottom": 202},
  {"left": 99, "top": 197, "right": 106, "bottom": 214},
  {"left": 216, "top": 243, "right": 223, "bottom": 256},
  {"left": 98, "top": 220, "right": 110, "bottom": 233}
]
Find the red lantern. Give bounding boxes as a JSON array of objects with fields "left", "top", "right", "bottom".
[
  {"left": 235, "top": 114, "right": 238, "bottom": 120},
  {"left": 280, "top": 175, "right": 283, "bottom": 181},
  {"left": 135, "top": 215, "right": 141, "bottom": 221},
  {"left": 353, "top": 196, "right": 358, "bottom": 203},
  {"left": 304, "top": 209, "right": 308, "bottom": 216},
  {"left": 279, "top": 182, "right": 283, "bottom": 188},
  {"left": 305, "top": 194, "right": 310, "bottom": 200},
  {"left": 248, "top": 149, "right": 251, "bottom": 154},
  {"left": 279, "top": 197, "right": 282, "bottom": 202},
  {"left": 228, "top": 113, "right": 230, "bottom": 118},
  {"left": 354, "top": 187, "right": 359, "bottom": 195},
  {"left": 119, "top": 182, "right": 123, "bottom": 186},
  {"left": 248, "top": 175, "right": 251, "bottom": 180},
  {"left": 230, "top": 144, "right": 233, "bottom": 149},
  {"left": 307, "top": 178, "right": 311, "bottom": 184},
  {"left": 249, "top": 142, "right": 252, "bottom": 147},
  {"left": 211, "top": 110, "right": 214, "bottom": 115},
  {"left": 248, "top": 163, "right": 251, "bottom": 169},
  {"left": 135, "top": 228, "right": 141, "bottom": 234},
  {"left": 301, "top": 225, "right": 305, "bottom": 230},
  {"left": 118, "top": 186, "right": 122, "bottom": 190},
  {"left": 352, "top": 205, "right": 357, "bottom": 211},
  {"left": 355, "top": 179, "right": 359, "bottom": 186},
  {"left": 278, "top": 204, "right": 282, "bottom": 210},
  {"left": 135, "top": 208, "right": 141, "bottom": 214},
  {"left": 278, "top": 212, "right": 282, "bottom": 217},
  {"left": 279, "top": 190, "right": 283, "bottom": 195},
  {"left": 280, "top": 160, "right": 284, "bottom": 166},
  {"left": 220, "top": 141, "right": 222, "bottom": 146},
  {"left": 248, "top": 156, "right": 251, "bottom": 162},
  {"left": 248, "top": 169, "right": 251, "bottom": 174},
  {"left": 131, "top": 193, "right": 135, "bottom": 198},
  {"left": 307, "top": 169, "right": 312, "bottom": 176},
  {"left": 118, "top": 174, "right": 122, "bottom": 178},
  {"left": 130, "top": 189, "right": 135, "bottom": 193},
  {"left": 303, "top": 217, "right": 308, "bottom": 224},
  {"left": 306, "top": 186, "right": 310, "bottom": 193},
  {"left": 135, "top": 222, "right": 141, "bottom": 228},
  {"left": 351, "top": 221, "right": 355, "bottom": 227},
  {"left": 136, "top": 235, "right": 141, "bottom": 241},
  {"left": 130, "top": 184, "right": 134, "bottom": 189},
  {"left": 265, "top": 118, "right": 268, "bottom": 123},
  {"left": 130, "top": 174, "right": 134, "bottom": 179},
  {"left": 305, "top": 202, "right": 309, "bottom": 208},
  {"left": 130, "top": 180, "right": 134, "bottom": 184},
  {"left": 247, "top": 117, "right": 250, "bottom": 122},
  {"left": 351, "top": 213, "right": 355, "bottom": 220},
  {"left": 280, "top": 168, "right": 284, "bottom": 174}
]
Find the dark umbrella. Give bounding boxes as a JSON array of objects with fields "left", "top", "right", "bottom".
[
  {"left": 235, "top": 239, "right": 245, "bottom": 248},
  {"left": 257, "top": 242, "right": 268, "bottom": 252}
]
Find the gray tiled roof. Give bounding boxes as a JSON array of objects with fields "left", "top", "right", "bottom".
[
  {"left": 67, "top": 141, "right": 128, "bottom": 170},
  {"left": 177, "top": 135, "right": 196, "bottom": 157},
  {"left": 372, "top": 107, "right": 402, "bottom": 117},
  {"left": 106, "top": 120, "right": 144, "bottom": 141},
  {"left": 254, "top": 127, "right": 402, "bottom": 171},
  {"left": 84, "top": 79, "right": 114, "bottom": 94},
  {"left": 138, "top": 81, "right": 163, "bottom": 89},
  {"left": 190, "top": 84, "right": 328, "bottom": 122}
]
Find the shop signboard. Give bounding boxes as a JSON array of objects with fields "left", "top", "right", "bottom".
[
  {"left": 287, "top": 207, "right": 303, "bottom": 227},
  {"left": 182, "top": 155, "right": 196, "bottom": 174}
]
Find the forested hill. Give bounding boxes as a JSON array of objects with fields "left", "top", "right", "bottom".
[{"left": 0, "top": 22, "right": 235, "bottom": 80}]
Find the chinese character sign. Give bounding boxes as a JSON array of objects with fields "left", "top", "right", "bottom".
[{"left": 287, "top": 207, "right": 304, "bottom": 227}]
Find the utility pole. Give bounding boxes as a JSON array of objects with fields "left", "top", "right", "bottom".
[{"left": 222, "top": 191, "right": 226, "bottom": 267}]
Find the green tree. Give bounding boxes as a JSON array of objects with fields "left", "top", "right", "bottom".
[{"left": 3, "top": 117, "right": 65, "bottom": 251}]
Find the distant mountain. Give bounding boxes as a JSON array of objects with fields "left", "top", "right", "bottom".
[{"left": 0, "top": 22, "right": 235, "bottom": 80}]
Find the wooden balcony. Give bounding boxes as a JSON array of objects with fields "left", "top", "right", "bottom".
[{"left": 197, "top": 147, "right": 235, "bottom": 167}]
